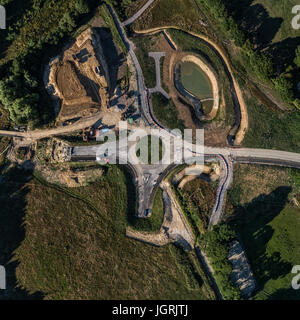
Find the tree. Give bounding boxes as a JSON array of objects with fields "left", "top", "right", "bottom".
[
  {"left": 272, "top": 75, "right": 293, "bottom": 103},
  {"left": 74, "top": 0, "right": 89, "bottom": 15},
  {"left": 294, "top": 45, "right": 300, "bottom": 68}
]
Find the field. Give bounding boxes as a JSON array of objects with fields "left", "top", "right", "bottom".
[
  {"left": 132, "top": 0, "right": 208, "bottom": 35},
  {"left": 239, "top": 76, "right": 300, "bottom": 152},
  {"left": 0, "top": 165, "right": 212, "bottom": 300},
  {"left": 227, "top": 164, "right": 300, "bottom": 299},
  {"left": 132, "top": 35, "right": 158, "bottom": 88}
]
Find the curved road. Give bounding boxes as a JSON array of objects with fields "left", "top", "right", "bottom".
[{"left": 122, "top": 0, "right": 156, "bottom": 27}]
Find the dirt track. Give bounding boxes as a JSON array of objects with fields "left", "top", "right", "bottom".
[{"left": 0, "top": 113, "right": 103, "bottom": 141}]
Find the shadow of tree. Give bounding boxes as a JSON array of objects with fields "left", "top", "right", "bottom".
[
  {"left": 266, "top": 37, "right": 300, "bottom": 73},
  {"left": 224, "top": 0, "right": 282, "bottom": 49},
  {"left": 266, "top": 287, "right": 300, "bottom": 300},
  {"left": 95, "top": 27, "right": 126, "bottom": 96},
  {"left": 229, "top": 186, "right": 293, "bottom": 293},
  {"left": 0, "top": 167, "right": 44, "bottom": 300}
]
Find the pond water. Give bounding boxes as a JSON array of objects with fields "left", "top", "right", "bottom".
[{"left": 181, "top": 61, "right": 213, "bottom": 99}]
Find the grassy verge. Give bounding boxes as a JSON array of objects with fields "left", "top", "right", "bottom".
[
  {"left": 132, "top": 35, "right": 158, "bottom": 88},
  {"left": 128, "top": 187, "right": 164, "bottom": 233},
  {"left": 132, "top": 0, "right": 208, "bottom": 35}
]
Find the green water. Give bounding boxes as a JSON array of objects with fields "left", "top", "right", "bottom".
[{"left": 181, "top": 61, "right": 213, "bottom": 99}]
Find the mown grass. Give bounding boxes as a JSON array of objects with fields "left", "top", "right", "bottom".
[
  {"left": 227, "top": 164, "right": 300, "bottom": 300},
  {"left": 0, "top": 165, "right": 211, "bottom": 300}
]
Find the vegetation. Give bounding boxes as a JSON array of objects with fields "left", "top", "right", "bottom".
[
  {"left": 175, "top": 179, "right": 216, "bottom": 236},
  {"left": 168, "top": 29, "right": 235, "bottom": 126},
  {"left": 227, "top": 164, "right": 300, "bottom": 300},
  {"left": 241, "top": 84, "right": 300, "bottom": 152},
  {"left": 0, "top": 165, "right": 211, "bottom": 299},
  {"left": 132, "top": 0, "right": 208, "bottom": 35},
  {"left": 0, "top": 0, "right": 96, "bottom": 127},
  {"left": 129, "top": 187, "right": 164, "bottom": 233},
  {"left": 151, "top": 93, "right": 186, "bottom": 132},
  {"left": 106, "top": 0, "right": 148, "bottom": 21},
  {"left": 199, "top": 224, "right": 241, "bottom": 300},
  {"left": 196, "top": 0, "right": 299, "bottom": 108},
  {"left": 0, "top": 107, "right": 11, "bottom": 167},
  {"left": 133, "top": 35, "right": 158, "bottom": 88},
  {"left": 99, "top": 3, "right": 128, "bottom": 54}
]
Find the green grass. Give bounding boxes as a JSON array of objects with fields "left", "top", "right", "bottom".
[
  {"left": 133, "top": 35, "right": 158, "bottom": 88},
  {"left": 0, "top": 165, "right": 211, "bottom": 300},
  {"left": 0, "top": 107, "right": 11, "bottom": 167},
  {"left": 106, "top": 0, "right": 149, "bottom": 21},
  {"left": 228, "top": 0, "right": 299, "bottom": 44},
  {"left": 151, "top": 93, "right": 186, "bottom": 132},
  {"left": 132, "top": 0, "right": 208, "bottom": 35},
  {"left": 129, "top": 187, "right": 164, "bottom": 233},
  {"left": 241, "top": 82, "right": 300, "bottom": 152},
  {"left": 228, "top": 164, "right": 300, "bottom": 300}
]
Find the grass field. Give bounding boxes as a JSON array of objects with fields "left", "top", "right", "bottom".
[
  {"left": 227, "top": 164, "right": 300, "bottom": 300},
  {"left": 239, "top": 76, "right": 300, "bottom": 152},
  {"left": 132, "top": 0, "right": 207, "bottom": 35},
  {"left": 0, "top": 165, "right": 212, "bottom": 300}
]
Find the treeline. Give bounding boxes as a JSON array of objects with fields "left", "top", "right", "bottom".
[
  {"left": 199, "top": 223, "right": 241, "bottom": 300},
  {"left": 197, "top": 0, "right": 299, "bottom": 109},
  {"left": 0, "top": 0, "right": 96, "bottom": 127}
]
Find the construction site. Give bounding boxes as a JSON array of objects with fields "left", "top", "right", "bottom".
[{"left": 48, "top": 28, "right": 110, "bottom": 124}]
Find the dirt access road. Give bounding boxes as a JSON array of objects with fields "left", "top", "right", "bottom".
[{"left": 0, "top": 113, "right": 103, "bottom": 142}]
